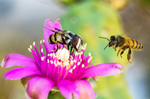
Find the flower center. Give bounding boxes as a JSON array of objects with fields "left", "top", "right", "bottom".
[
  {"left": 28, "top": 40, "right": 92, "bottom": 82},
  {"left": 56, "top": 48, "right": 69, "bottom": 62}
]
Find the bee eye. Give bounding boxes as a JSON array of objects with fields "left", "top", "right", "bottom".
[{"left": 112, "top": 41, "right": 116, "bottom": 44}]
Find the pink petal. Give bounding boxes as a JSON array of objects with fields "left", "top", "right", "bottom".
[
  {"left": 57, "top": 80, "right": 80, "bottom": 99},
  {"left": 74, "top": 80, "right": 97, "bottom": 99},
  {"left": 21, "top": 75, "right": 37, "bottom": 87},
  {"left": 44, "top": 20, "right": 54, "bottom": 52},
  {"left": 80, "top": 63, "right": 123, "bottom": 79},
  {"left": 1, "top": 53, "right": 39, "bottom": 70},
  {"left": 25, "top": 92, "right": 32, "bottom": 99},
  {"left": 83, "top": 56, "right": 93, "bottom": 68},
  {"left": 43, "top": 19, "right": 61, "bottom": 52},
  {"left": 53, "top": 19, "right": 62, "bottom": 30},
  {"left": 82, "top": 56, "right": 98, "bottom": 80},
  {"left": 26, "top": 76, "right": 55, "bottom": 99},
  {"left": 4, "top": 67, "right": 41, "bottom": 80},
  {"left": 44, "top": 19, "right": 54, "bottom": 30}
]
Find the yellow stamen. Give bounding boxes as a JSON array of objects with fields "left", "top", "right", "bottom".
[
  {"left": 51, "top": 50, "right": 54, "bottom": 52},
  {"left": 50, "top": 53, "right": 53, "bottom": 57},
  {"left": 33, "top": 42, "right": 35, "bottom": 46},
  {"left": 80, "top": 51, "right": 83, "bottom": 55},
  {"left": 30, "top": 45, "right": 32, "bottom": 49},
  {"left": 41, "top": 48, "right": 43, "bottom": 52},
  {"left": 70, "top": 56, "right": 73, "bottom": 59},
  {"left": 82, "top": 43, "right": 87, "bottom": 50},
  {"left": 28, "top": 48, "right": 31, "bottom": 52},
  {"left": 77, "top": 62, "right": 80, "bottom": 66},
  {"left": 88, "top": 53, "right": 91, "bottom": 57},
  {"left": 40, "top": 40, "right": 42, "bottom": 44},
  {"left": 74, "top": 60, "right": 77, "bottom": 63},
  {"left": 82, "top": 64, "right": 85, "bottom": 68},
  {"left": 88, "top": 56, "right": 92, "bottom": 63},
  {"left": 75, "top": 52, "right": 78, "bottom": 56},
  {"left": 50, "top": 60, "right": 53, "bottom": 64},
  {"left": 69, "top": 69, "right": 73, "bottom": 73},
  {"left": 47, "top": 59, "right": 49, "bottom": 63},
  {"left": 41, "top": 57, "right": 45, "bottom": 60},
  {"left": 73, "top": 65, "right": 76, "bottom": 69},
  {"left": 70, "top": 60, "right": 74, "bottom": 65},
  {"left": 52, "top": 53, "right": 56, "bottom": 57}
]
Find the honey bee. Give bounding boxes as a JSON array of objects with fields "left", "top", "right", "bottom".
[
  {"left": 99, "top": 35, "right": 143, "bottom": 63},
  {"left": 45, "top": 27, "right": 83, "bottom": 52}
]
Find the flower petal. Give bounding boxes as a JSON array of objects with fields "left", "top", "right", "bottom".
[
  {"left": 80, "top": 63, "right": 123, "bottom": 79},
  {"left": 25, "top": 92, "right": 32, "bottom": 99},
  {"left": 74, "top": 80, "right": 97, "bottom": 99},
  {"left": 44, "top": 19, "right": 55, "bottom": 30},
  {"left": 57, "top": 80, "right": 80, "bottom": 99},
  {"left": 3, "top": 67, "right": 41, "bottom": 80},
  {"left": 44, "top": 19, "right": 54, "bottom": 52},
  {"left": 26, "top": 76, "right": 55, "bottom": 99},
  {"left": 1, "top": 53, "right": 39, "bottom": 70},
  {"left": 21, "top": 75, "right": 37, "bottom": 87},
  {"left": 82, "top": 56, "right": 98, "bottom": 81},
  {"left": 44, "top": 19, "right": 60, "bottom": 52},
  {"left": 53, "top": 19, "right": 62, "bottom": 30}
]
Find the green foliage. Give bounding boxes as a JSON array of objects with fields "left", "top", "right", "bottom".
[
  {"left": 60, "top": 1, "right": 131, "bottom": 99},
  {"left": 48, "top": 91, "right": 65, "bottom": 99},
  {"left": 58, "top": 0, "right": 83, "bottom": 5},
  {"left": 60, "top": 0, "right": 127, "bottom": 65}
]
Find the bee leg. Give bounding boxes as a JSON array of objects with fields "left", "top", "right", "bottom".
[
  {"left": 113, "top": 46, "right": 115, "bottom": 49},
  {"left": 115, "top": 47, "right": 117, "bottom": 51},
  {"left": 54, "top": 44, "right": 59, "bottom": 52},
  {"left": 70, "top": 46, "right": 74, "bottom": 54},
  {"left": 120, "top": 50, "right": 125, "bottom": 58},
  {"left": 117, "top": 49, "right": 122, "bottom": 57},
  {"left": 67, "top": 45, "right": 70, "bottom": 50},
  {"left": 120, "top": 46, "right": 127, "bottom": 58},
  {"left": 115, "top": 43, "right": 119, "bottom": 51},
  {"left": 127, "top": 48, "right": 132, "bottom": 63},
  {"left": 56, "top": 44, "right": 59, "bottom": 52},
  {"left": 71, "top": 47, "right": 74, "bottom": 53}
]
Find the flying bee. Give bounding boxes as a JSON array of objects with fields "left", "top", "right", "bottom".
[
  {"left": 45, "top": 27, "right": 83, "bottom": 53},
  {"left": 99, "top": 35, "right": 143, "bottom": 63}
]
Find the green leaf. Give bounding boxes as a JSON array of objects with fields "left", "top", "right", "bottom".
[
  {"left": 48, "top": 91, "right": 65, "bottom": 99},
  {"left": 60, "top": 1, "right": 132, "bottom": 99}
]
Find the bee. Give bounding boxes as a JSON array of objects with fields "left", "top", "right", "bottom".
[
  {"left": 45, "top": 27, "right": 83, "bottom": 52},
  {"left": 99, "top": 35, "right": 143, "bottom": 63}
]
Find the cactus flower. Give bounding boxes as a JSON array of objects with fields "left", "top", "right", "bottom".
[{"left": 1, "top": 19, "right": 123, "bottom": 99}]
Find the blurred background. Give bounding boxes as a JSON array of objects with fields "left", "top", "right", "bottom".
[{"left": 0, "top": 0, "right": 150, "bottom": 99}]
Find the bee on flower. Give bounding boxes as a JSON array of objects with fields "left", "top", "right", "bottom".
[{"left": 1, "top": 19, "right": 123, "bottom": 99}]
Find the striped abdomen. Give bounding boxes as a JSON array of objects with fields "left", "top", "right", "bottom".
[
  {"left": 127, "top": 39, "right": 143, "bottom": 50},
  {"left": 48, "top": 33, "right": 65, "bottom": 44}
]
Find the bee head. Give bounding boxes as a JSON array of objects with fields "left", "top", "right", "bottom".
[
  {"left": 99, "top": 36, "right": 116, "bottom": 50},
  {"left": 72, "top": 35, "right": 83, "bottom": 50},
  {"left": 109, "top": 36, "right": 116, "bottom": 47}
]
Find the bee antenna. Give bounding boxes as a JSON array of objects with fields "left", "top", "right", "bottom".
[
  {"left": 55, "top": 28, "right": 62, "bottom": 31},
  {"left": 99, "top": 37, "right": 110, "bottom": 41},
  {"left": 44, "top": 27, "right": 55, "bottom": 32},
  {"left": 104, "top": 44, "right": 109, "bottom": 50}
]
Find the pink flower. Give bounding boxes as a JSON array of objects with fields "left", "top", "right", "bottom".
[{"left": 1, "top": 19, "right": 123, "bottom": 99}]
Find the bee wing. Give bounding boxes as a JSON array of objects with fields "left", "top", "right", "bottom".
[
  {"left": 124, "top": 25, "right": 148, "bottom": 41},
  {"left": 125, "top": 25, "right": 142, "bottom": 38}
]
